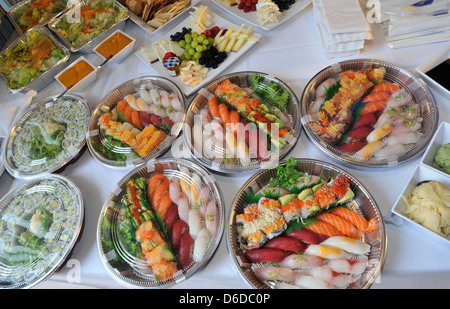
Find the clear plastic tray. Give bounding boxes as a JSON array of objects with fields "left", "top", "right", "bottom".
[
  {"left": 4, "top": 93, "right": 91, "bottom": 180},
  {"left": 97, "top": 158, "right": 224, "bottom": 288},
  {"left": 0, "top": 174, "right": 84, "bottom": 289},
  {"left": 227, "top": 158, "right": 386, "bottom": 289},
  {"left": 184, "top": 71, "right": 301, "bottom": 175},
  {"left": 300, "top": 58, "right": 439, "bottom": 168},
  {"left": 87, "top": 76, "right": 185, "bottom": 169}
]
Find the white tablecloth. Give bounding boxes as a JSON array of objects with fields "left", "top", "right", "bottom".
[{"left": 0, "top": 0, "right": 449, "bottom": 289}]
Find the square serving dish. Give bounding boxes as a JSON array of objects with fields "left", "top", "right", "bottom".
[
  {"left": 420, "top": 121, "right": 450, "bottom": 176},
  {"left": 93, "top": 30, "right": 135, "bottom": 64},
  {"left": 54, "top": 56, "right": 97, "bottom": 92},
  {"left": 391, "top": 163, "right": 450, "bottom": 246},
  {"left": 416, "top": 46, "right": 450, "bottom": 100}
]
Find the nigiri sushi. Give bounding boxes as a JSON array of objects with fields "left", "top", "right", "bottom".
[
  {"left": 294, "top": 275, "right": 335, "bottom": 289},
  {"left": 373, "top": 144, "right": 406, "bottom": 158},
  {"left": 204, "top": 199, "right": 218, "bottom": 236},
  {"left": 304, "top": 244, "right": 352, "bottom": 260},
  {"left": 254, "top": 266, "right": 301, "bottom": 283},
  {"left": 309, "top": 266, "right": 356, "bottom": 288},
  {"left": 279, "top": 254, "right": 325, "bottom": 269},
  {"left": 325, "top": 256, "right": 369, "bottom": 275},
  {"left": 354, "top": 140, "right": 385, "bottom": 159},
  {"left": 192, "top": 228, "right": 209, "bottom": 262},
  {"left": 385, "top": 132, "right": 422, "bottom": 146},
  {"left": 320, "top": 236, "right": 371, "bottom": 255},
  {"left": 366, "top": 124, "right": 392, "bottom": 143}
]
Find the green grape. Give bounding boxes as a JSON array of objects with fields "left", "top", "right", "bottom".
[
  {"left": 185, "top": 42, "right": 192, "bottom": 50},
  {"left": 208, "top": 37, "right": 214, "bottom": 45},
  {"left": 184, "top": 34, "right": 192, "bottom": 43},
  {"left": 202, "top": 39, "right": 209, "bottom": 46},
  {"left": 191, "top": 41, "right": 198, "bottom": 48},
  {"left": 179, "top": 40, "right": 186, "bottom": 48},
  {"left": 184, "top": 52, "right": 192, "bottom": 60},
  {"left": 193, "top": 52, "right": 202, "bottom": 60},
  {"left": 196, "top": 36, "right": 204, "bottom": 43},
  {"left": 195, "top": 45, "right": 203, "bottom": 52},
  {"left": 188, "top": 48, "right": 195, "bottom": 55},
  {"left": 191, "top": 32, "right": 198, "bottom": 39}
]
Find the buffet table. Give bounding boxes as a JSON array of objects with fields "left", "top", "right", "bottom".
[{"left": 0, "top": 0, "right": 449, "bottom": 289}]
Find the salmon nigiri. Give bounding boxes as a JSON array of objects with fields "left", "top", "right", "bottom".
[
  {"left": 208, "top": 96, "right": 220, "bottom": 119},
  {"left": 331, "top": 207, "right": 378, "bottom": 233},
  {"left": 316, "top": 212, "right": 362, "bottom": 239},
  {"left": 362, "top": 91, "right": 391, "bottom": 103},
  {"left": 370, "top": 82, "right": 401, "bottom": 94},
  {"left": 304, "top": 221, "right": 345, "bottom": 237},
  {"left": 359, "top": 101, "right": 386, "bottom": 116}
]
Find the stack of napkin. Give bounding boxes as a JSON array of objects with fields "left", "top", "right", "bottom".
[
  {"left": 312, "top": 0, "right": 373, "bottom": 58},
  {"left": 375, "top": 0, "right": 450, "bottom": 49}
]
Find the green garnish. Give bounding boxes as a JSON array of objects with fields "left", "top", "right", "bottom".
[{"left": 269, "top": 157, "right": 304, "bottom": 189}]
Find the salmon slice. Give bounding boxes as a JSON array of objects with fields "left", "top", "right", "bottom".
[
  {"left": 305, "top": 221, "right": 345, "bottom": 237},
  {"left": 362, "top": 92, "right": 391, "bottom": 103},
  {"left": 359, "top": 101, "right": 387, "bottom": 116},
  {"left": 331, "top": 207, "right": 378, "bottom": 233},
  {"left": 218, "top": 103, "right": 230, "bottom": 125},
  {"left": 316, "top": 212, "right": 361, "bottom": 239},
  {"left": 208, "top": 96, "right": 220, "bottom": 119},
  {"left": 148, "top": 172, "right": 166, "bottom": 202},
  {"left": 370, "top": 82, "right": 401, "bottom": 94}
]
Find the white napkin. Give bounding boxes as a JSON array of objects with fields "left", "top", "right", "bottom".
[
  {"left": 318, "top": 0, "right": 371, "bottom": 34},
  {"left": 0, "top": 90, "right": 37, "bottom": 138}
]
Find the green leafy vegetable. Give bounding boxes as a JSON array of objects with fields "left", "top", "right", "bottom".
[
  {"left": 28, "top": 121, "right": 66, "bottom": 160},
  {"left": 269, "top": 157, "right": 304, "bottom": 189},
  {"left": 251, "top": 73, "right": 291, "bottom": 112}
]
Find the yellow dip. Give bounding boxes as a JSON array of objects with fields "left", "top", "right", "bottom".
[
  {"left": 95, "top": 32, "right": 132, "bottom": 59},
  {"left": 58, "top": 59, "right": 94, "bottom": 89}
]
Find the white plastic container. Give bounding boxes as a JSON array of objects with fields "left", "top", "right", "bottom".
[
  {"left": 94, "top": 30, "right": 136, "bottom": 64},
  {"left": 420, "top": 121, "right": 450, "bottom": 176},
  {"left": 416, "top": 46, "right": 450, "bottom": 100},
  {"left": 54, "top": 56, "right": 97, "bottom": 92}
]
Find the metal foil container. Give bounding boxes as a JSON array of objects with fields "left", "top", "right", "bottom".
[
  {"left": 7, "top": 0, "right": 68, "bottom": 34},
  {"left": 0, "top": 26, "right": 70, "bottom": 94},
  {"left": 184, "top": 71, "right": 302, "bottom": 176},
  {"left": 47, "top": 0, "right": 129, "bottom": 53},
  {"left": 300, "top": 59, "right": 439, "bottom": 168},
  {"left": 97, "top": 158, "right": 225, "bottom": 288},
  {"left": 227, "top": 158, "right": 387, "bottom": 289},
  {"left": 3, "top": 93, "right": 91, "bottom": 179}
]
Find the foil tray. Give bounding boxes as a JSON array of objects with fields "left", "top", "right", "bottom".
[
  {"left": 227, "top": 158, "right": 387, "bottom": 289},
  {"left": 47, "top": 0, "right": 129, "bottom": 53},
  {"left": 0, "top": 26, "right": 70, "bottom": 94}
]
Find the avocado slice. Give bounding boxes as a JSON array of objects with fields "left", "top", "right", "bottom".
[
  {"left": 279, "top": 194, "right": 297, "bottom": 206},
  {"left": 337, "top": 187, "right": 355, "bottom": 204},
  {"left": 298, "top": 188, "right": 313, "bottom": 200},
  {"left": 312, "top": 183, "right": 323, "bottom": 192}
]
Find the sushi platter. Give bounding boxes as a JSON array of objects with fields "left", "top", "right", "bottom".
[
  {"left": 0, "top": 174, "right": 84, "bottom": 289},
  {"left": 300, "top": 59, "right": 439, "bottom": 168},
  {"left": 228, "top": 158, "right": 386, "bottom": 289},
  {"left": 3, "top": 93, "right": 91, "bottom": 180},
  {"left": 135, "top": 5, "right": 262, "bottom": 97},
  {"left": 211, "top": 0, "right": 311, "bottom": 31},
  {"left": 97, "top": 158, "right": 224, "bottom": 288},
  {"left": 184, "top": 71, "right": 301, "bottom": 175},
  {"left": 87, "top": 76, "right": 185, "bottom": 169}
]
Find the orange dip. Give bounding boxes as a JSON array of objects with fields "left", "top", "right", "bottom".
[
  {"left": 95, "top": 32, "right": 132, "bottom": 59},
  {"left": 58, "top": 59, "right": 94, "bottom": 89}
]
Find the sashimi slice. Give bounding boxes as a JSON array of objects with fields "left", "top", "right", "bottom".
[
  {"left": 331, "top": 207, "right": 378, "bottom": 233},
  {"left": 352, "top": 113, "right": 378, "bottom": 129},
  {"left": 316, "top": 213, "right": 362, "bottom": 239},
  {"left": 370, "top": 82, "right": 401, "bottom": 94},
  {"left": 304, "top": 221, "right": 345, "bottom": 237},
  {"left": 362, "top": 91, "right": 391, "bottom": 103}
]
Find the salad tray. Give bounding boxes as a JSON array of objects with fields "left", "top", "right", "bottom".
[
  {"left": 0, "top": 26, "right": 70, "bottom": 94},
  {"left": 0, "top": 174, "right": 84, "bottom": 289},
  {"left": 184, "top": 71, "right": 301, "bottom": 175},
  {"left": 3, "top": 93, "right": 91, "bottom": 180},
  {"left": 300, "top": 59, "right": 439, "bottom": 168},
  {"left": 8, "top": 0, "right": 68, "bottom": 34},
  {"left": 47, "top": 0, "right": 129, "bottom": 53},
  {"left": 227, "top": 158, "right": 386, "bottom": 289},
  {"left": 97, "top": 158, "right": 224, "bottom": 288}
]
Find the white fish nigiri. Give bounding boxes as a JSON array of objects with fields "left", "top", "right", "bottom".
[
  {"left": 177, "top": 192, "right": 190, "bottom": 224},
  {"left": 124, "top": 94, "right": 138, "bottom": 110},
  {"left": 385, "top": 90, "right": 412, "bottom": 109},
  {"left": 304, "top": 244, "right": 352, "bottom": 260},
  {"left": 188, "top": 209, "right": 203, "bottom": 240},
  {"left": 320, "top": 236, "right": 371, "bottom": 255},
  {"left": 135, "top": 97, "right": 151, "bottom": 113},
  {"left": 204, "top": 199, "right": 218, "bottom": 236},
  {"left": 149, "top": 104, "right": 168, "bottom": 117},
  {"left": 192, "top": 228, "right": 209, "bottom": 262},
  {"left": 310, "top": 266, "right": 356, "bottom": 288},
  {"left": 254, "top": 266, "right": 300, "bottom": 283},
  {"left": 385, "top": 131, "right": 422, "bottom": 146},
  {"left": 373, "top": 144, "right": 406, "bottom": 159},
  {"left": 354, "top": 140, "right": 385, "bottom": 159},
  {"left": 279, "top": 254, "right": 325, "bottom": 269},
  {"left": 169, "top": 178, "right": 181, "bottom": 203},
  {"left": 149, "top": 88, "right": 160, "bottom": 105},
  {"left": 366, "top": 124, "right": 392, "bottom": 143},
  {"left": 325, "top": 257, "right": 369, "bottom": 275},
  {"left": 294, "top": 275, "right": 335, "bottom": 289},
  {"left": 159, "top": 90, "right": 171, "bottom": 109},
  {"left": 274, "top": 282, "right": 304, "bottom": 289},
  {"left": 169, "top": 93, "right": 183, "bottom": 111},
  {"left": 139, "top": 89, "right": 153, "bottom": 104},
  {"left": 196, "top": 185, "right": 211, "bottom": 216}
]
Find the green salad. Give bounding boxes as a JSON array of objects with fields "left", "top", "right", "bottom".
[
  {"left": 0, "top": 30, "right": 65, "bottom": 90},
  {"left": 13, "top": 0, "right": 67, "bottom": 32},
  {"left": 28, "top": 121, "right": 67, "bottom": 160},
  {"left": 56, "top": 0, "right": 128, "bottom": 48}
]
